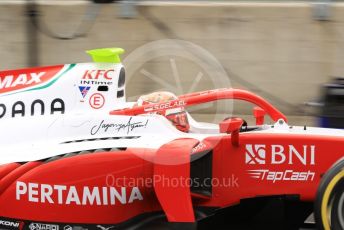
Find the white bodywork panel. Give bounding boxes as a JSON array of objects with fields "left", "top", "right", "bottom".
[
  {"left": 0, "top": 62, "right": 343, "bottom": 166},
  {"left": 0, "top": 62, "right": 221, "bottom": 165}
]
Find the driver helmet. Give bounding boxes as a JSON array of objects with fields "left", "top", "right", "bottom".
[{"left": 135, "top": 91, "right": 190, "bottom": 133}]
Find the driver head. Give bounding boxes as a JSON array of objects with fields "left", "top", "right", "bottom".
[{"left": 135, "top": 91, "right": 190, "bottom": 133}]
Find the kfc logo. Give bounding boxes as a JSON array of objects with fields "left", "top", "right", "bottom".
[{"left": 82, "top": 70, "right": 115, "bottom": 80}]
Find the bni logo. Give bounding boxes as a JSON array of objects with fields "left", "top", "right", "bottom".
[{"left": 245, "top": 144, "right": 266, "bottom": 164}]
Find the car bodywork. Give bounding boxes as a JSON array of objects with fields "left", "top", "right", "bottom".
[{"left": 0, "top": 48, "right": 342, "bottom": 230}]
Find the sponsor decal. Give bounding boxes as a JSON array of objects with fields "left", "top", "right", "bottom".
[
  {"left": 0, "top": 219, "right": 24, "bottom": 229},
  {"left": 191, "top": 142, "right": 207, "bottom": 153},
  {"left": 0, "top": 98, "right": 65, "bottom": 119},
  {"left": 201, "top": 89, "right": 225, "bottom": 94},
  {"left": 89, "top": 93, "right": 105, "bottom": 109},
  {"left": 78, "top": 86, "right": 91, "bottom": 98},
  {"left": 80, "top": 70, "right": 115, "bottom": 85},
  {"left": 16, "top": 182, "right": 143, "bottom": 206},
  {"left": 248, "top": 169, "right": 315, "bottom": 183},
  {"left": 245, "top": 144, "right": 315, "bottom": 165},
  {"left": 64, "top": 226, "right": 87, "bottom": 230},
  {"left": 96, "top": 226, "right": 114, "bottom": 230},
  {"left": 71, "top": 227, "right": 88, "bottom": 230},
  {"left": 245, "top": 144, "right": 265, "bottom": 164},
  {"left": 144, "top": 100, "right": 186, "bottom": 113},
  {"left": 90, "top": 117, "right": 149, "bottom": 135},
  {"left": 0, "top": 65, "right": 63, "bottom": 94},
  {"left": 29, "top": 223, "right": 59, "bottom": 230},
  {"left": 246, "top": 144, "right": 316, "bottom": 183}
]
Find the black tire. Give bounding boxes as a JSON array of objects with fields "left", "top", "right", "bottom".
[
  {"left": 315, "top": 159, "right": 344, "bottom": 230},
  {"left": 331, "top": 181, "right": 344, "bottom": 230}
]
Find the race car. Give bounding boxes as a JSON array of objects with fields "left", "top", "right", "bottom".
[{"left": 0, "top": 47, "right": 343, "bottom": 230}]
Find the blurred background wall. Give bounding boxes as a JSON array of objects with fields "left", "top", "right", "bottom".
[{"left": 1, "top": 1, "right": 344, "bottom": 124}]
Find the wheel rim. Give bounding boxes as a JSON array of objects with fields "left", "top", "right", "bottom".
[
  {"left": 321, "top": 170, "right": 344, "bottom": 230},
  {"left": 337, "top": 191, "right": 344, "bottom": 229}
]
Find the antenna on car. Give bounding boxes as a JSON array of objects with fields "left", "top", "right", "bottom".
[{"left": 86, "top": 48, "right": 125, "bottom": 63}]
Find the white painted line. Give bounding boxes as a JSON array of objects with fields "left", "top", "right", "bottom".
[
  {"left": 143, "top": 1, "right": 344, "bottom": 7},
  {"left": 0, "top": 0, "right": 89, "bottom": 5},
  {"left": 139, "top": 1, "right": 311, "bottom": 7},
  {"left": 1, "top": 0, "right": 344, "bottom": 8}
]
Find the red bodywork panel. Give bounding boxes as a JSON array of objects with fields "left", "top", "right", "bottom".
[
  {"left": 0, "top": 134, "right": 342, "bottom": 225},
  {"left": 154, "top": 139, "right": 199, "bottom": 222}
]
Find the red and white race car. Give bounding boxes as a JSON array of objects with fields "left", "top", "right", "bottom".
[{"left": 0, "top": 48, "right": 342, "bottom": 230}]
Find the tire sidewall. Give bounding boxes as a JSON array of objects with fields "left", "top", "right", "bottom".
[{"left": 315, "top": 159, "right": 344, "bottom": 230}]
